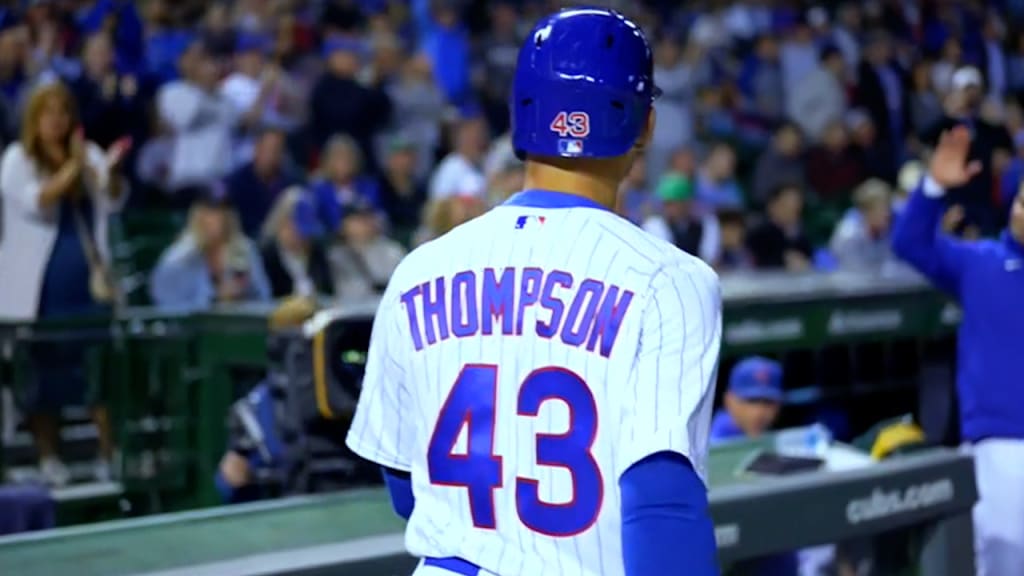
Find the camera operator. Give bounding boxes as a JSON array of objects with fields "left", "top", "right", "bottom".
[{"left": 215, "top": 296, "right": 316, "bottom": 503}]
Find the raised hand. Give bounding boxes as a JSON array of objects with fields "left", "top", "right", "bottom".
[{"left": 929, "top": 125, "right": 982, "bottom": 189}]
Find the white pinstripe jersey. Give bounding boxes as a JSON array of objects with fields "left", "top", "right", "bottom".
[{"left": 346, "top": 190, "right": 722, "bottom": 576}]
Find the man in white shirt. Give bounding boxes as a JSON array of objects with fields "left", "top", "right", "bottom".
[
  {"left": 155, "top": 40, "right": 236, "bottom": 191},
  {"left": 220, "top": 33, "right": 299, "bottom": 165},
  {"left": 429, "top": 108, "right": 488, "bottom": 200}
]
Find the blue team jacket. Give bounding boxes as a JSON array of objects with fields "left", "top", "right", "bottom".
[{"left": 891, "top": 182, "right": 1024, "bottom": 442}]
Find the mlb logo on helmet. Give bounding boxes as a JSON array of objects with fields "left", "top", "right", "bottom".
[{"left": 559, "top": 139, "right": 584, "bottom": 155}]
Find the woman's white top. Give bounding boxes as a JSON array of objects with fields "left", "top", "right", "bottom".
[{"left": 0, "top": 142, "right": 120, "bottom": 320}]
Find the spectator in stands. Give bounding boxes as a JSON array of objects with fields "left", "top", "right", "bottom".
[
  {"left": 847, "top": 108, "right": 896, "bottom": 183},
  {"left": 0, "top": 23, "right": 29, "bottom": 143},
  {"left": 908, "top": 60, "right": 943, "bottom": 143},
  {"left": 150, "top": 185, "right": 271, "bottom": 311},
  {"left": 377, "top": 135, "right": 428, "bottom": 246},
  {"left": 788, "top": 45, "right": 847, "bottom": 143},
  {"left": 643, "top": 174, "right": 720, "bottom": 264},
  {"left": 141, "top": 0, "right": 194, "bottom": 84},
  {"left": 931, "top": 37, "right": 963, "bottom": 97},
  {"left": 309, "top": 37, "right": 392, "bottom": 174},
  {"left": 67, "top": 32, "right": 145, "bottom": 151},
  {"left": 327, "top": 200, "right": 405, "bottom": 302},
  {"left": 320, "top": 0, "right": 366, "bottom": 37},
  {"left": 923, "top": 66, "right": 1013, "bottom": 236},
  {"left": 366, "top": 32, "right": 404, "bottom": 89},
  {"left": 259, "top": 186, "right": 333, "bottom": 299},
  {"left": 199, "top": 2, "right": 234, "bottom": 56},
  {"left": 830, "top": 3, "right": 861, "bottom": 73},
  {"left": 482, "top": 133, "right": 524, "bottom": 206},
  {"left": 421, "top": 0, "right": 471, "bottom": 106},
  {"left": 715, "top": 209, "right": 753, "bottom": 271},
  {"left": 649, "top": 32, "right": 696, "bottom": 182},
  {"left": 417, "top": 178, "right": 487, "bottom": 246},
  {"left": 617, "top": 155, "right": 650, "bottom": 225},
  {"left": 226, "top": 126, "right": 301, "bottom": 238},
  {"left": 1000, "top": 133, "right": 1024, "bottom": 211},
  {"left": 694, "top": 141, "right": 744, "bottom": 211},
  {"left": 1008, "top": 30, "right": 1024, "bottom": 99},
  {"left": 0, "top": 82, "right": 129, "bottom": 485},
  {"left": 263, "top": 22, "right": 312, "bottom": 108},
  {"left": 668, "top": 145, "right": 698, "bottom": 179},
  {"left": 752, "top": 122, "right": 806, "bottom": 204},
  {"left": 687, "top": 4, "right": 730, "bottom": 51},
  {"left": 805, "top": 120, "right": 864, "bottom": 200},
  {"left": 830, "top": 179, "right": 901, "bottom": 272},
  {"left": 855, "top": 31, "right": 909, "bottom": 159},
  {"left": 385, "top": 52, "right": 445, "bottom": 180},
  {"left": 477, "top": 1, "right": 522, "bottom": 135},
  {"left": 747, "top": 184, "right": 814, "bottom": 271},
  {"left": 311, "top": 133, "right": 382, "bottom": 235},
  {"left": 780, "top": 20, "right": 820, "bottom": 102},
  {"left": 220, "top": 32, "right": 301, "bottom": 165},
  {"left": 742, "top": 35, "right": 784, "bottom": 121},
  {"left": 429, "top": 105, "right": 488, "bottom": 200},
  {"left": 155, "top": 39, "right": 236, "bottom": 193}
]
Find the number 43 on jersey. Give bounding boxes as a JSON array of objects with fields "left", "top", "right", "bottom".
[{"left": 427, "top": 364, "right": 603, "bottom": 537}]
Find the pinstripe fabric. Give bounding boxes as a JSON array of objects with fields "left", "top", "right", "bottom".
[{"left": 346, "top": 202, "right": 722, "bottom": 576}]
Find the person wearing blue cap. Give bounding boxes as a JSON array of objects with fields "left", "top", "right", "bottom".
[
  {"left": 710, "top": 356, "right": 784, "bottom": 443},
  {"left": 711, "top": 357, "right": 798, "bottom": 576}
]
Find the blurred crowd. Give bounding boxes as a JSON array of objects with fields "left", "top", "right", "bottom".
[{"left": 0, "top": 0, "right": 1023, "bottom": 321}]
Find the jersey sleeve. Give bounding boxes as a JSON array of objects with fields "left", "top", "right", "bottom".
[
  {"left": 345, "top": 284, "right": 415, "bottom": 472},
  {"left": 616, "top": 261, "right": 722, "bottom": 485}
]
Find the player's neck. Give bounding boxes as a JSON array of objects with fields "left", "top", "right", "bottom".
[{"left": 522, "top": 159, "right": 620, "bottom": 210}]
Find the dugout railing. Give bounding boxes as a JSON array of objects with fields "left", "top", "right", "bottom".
[{"left": 0, "top": 271, "right": 960, "bottom": 521}]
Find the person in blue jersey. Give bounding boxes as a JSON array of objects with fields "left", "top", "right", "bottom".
[
  {"left": 710, "top": 357, "right": 798, "bottom": 576},
  {"left": 710, "top": 357, "right": 783, "bottom": 443},
  {"left": 891, "top": 125, "right": 1024, "bottom": 576},
  {"left": 350, "top": 7, "right": 721, "bottom": 576}
]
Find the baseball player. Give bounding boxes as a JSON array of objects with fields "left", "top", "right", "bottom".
[
  {"left": 892, "top": 125, "right": 1024, "bottom": 575},
  {"left": 346, "top": 7, "right": 722, "bottom": 576}
]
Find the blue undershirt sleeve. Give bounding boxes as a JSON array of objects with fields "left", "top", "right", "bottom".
[
  {"left": 620, "top": 451, "right": 719, "bottom": 576},
  {"left": 382, "top": 467, "right": 415, "bottom": 520}
]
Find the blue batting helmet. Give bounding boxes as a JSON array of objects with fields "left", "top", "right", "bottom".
[{"left": 511, "top": 7, "right": 660, "bottom": 160}]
